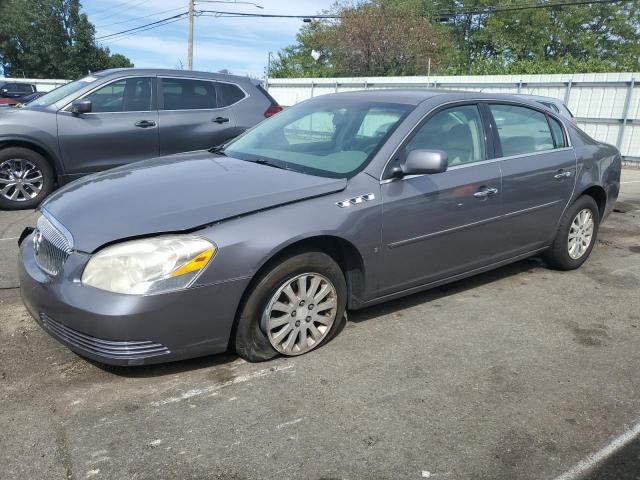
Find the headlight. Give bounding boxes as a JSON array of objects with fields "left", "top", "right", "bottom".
[{"left": 82, "top": 235, "right": 216, "bottom": 295}]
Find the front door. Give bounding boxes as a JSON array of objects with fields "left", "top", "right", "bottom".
[
  {"left": 379, "top": 104, "right": 504, "bottom": 296},
  {"left": 57, "top": 76, "right": 159, "bottom": 174},
  {"left": 488, "top": 103, "right": 577, "bottom": 256},
  {"left": 157, "top": 77, "right": 237, "bottom": 155}
]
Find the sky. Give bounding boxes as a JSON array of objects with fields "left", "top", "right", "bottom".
[{"left": 82, "top": 0, "right": 335, "bottom": 79}]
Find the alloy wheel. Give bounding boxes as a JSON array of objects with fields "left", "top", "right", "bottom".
[
  {"left": 263, "top": 273, "right": 338, "bottom": 355},
  {"left": 0, "top": 158, "right": 44, "bottom": 202},
  {"left": 568, "top": 208, "right": 595, "bottom": 260}
]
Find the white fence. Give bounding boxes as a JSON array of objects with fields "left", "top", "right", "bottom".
[
  {"left": 0, "top": 77, "right": 69, "bottom": 92},
  {"left": 266, "top": 73, "right": 640, "bottom": 163}
]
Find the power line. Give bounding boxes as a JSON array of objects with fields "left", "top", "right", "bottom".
[
  {"left": 436, "top": 0, "right": 634, "bottom": 17},
  {"left": 99, "top": 17, "right": 187, "bottom": 44},
  {"left": 90, "top": 0, "right": 155, "bottom": 23},
  {"left": 96, "top": 12, "right": 189, "bottom": 41},
  {"left": 95, "top": 0, "right": 636, "bottom": 44},
  {"left": 88, "top": 0, "right": 153, "bottom": 20},
  {"left": 196, "top": 0, "right": 634, "bottom": 19},
  {"left": 95, "top": 6, "right": 188, "bottom": 29}
]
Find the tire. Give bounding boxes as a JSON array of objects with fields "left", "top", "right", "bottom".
[
  {"left": 233, "top": 250, "right": 347, "bottom": 362},
  {"left": 0, "top": 147, "right": 54, "bottom": 210},
  {"left": 543, "top": 195, "right": 600, "bottom": 270}
]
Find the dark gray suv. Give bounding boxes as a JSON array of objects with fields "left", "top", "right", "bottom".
[{"left": 0, "top": 68, "right": 281, "bottom": 209}]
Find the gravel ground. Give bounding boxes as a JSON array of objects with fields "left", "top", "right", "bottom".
[{"left": 0, "top": 169, "right": 639, "bottom": 480}]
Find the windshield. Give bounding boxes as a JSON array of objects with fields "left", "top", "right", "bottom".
[
  {"left": 224, "top": 99, "right": 412, "bottom": 178},
  {"left": 27, "top": 75, "right": 102, "bottom": 108}
]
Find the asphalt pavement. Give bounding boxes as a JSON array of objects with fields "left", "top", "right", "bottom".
[{"left": 0, "top": 168, "right": 639, "bottom": 480}]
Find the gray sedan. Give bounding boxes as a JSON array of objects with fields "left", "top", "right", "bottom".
[{"left": 19, "top": 90, "right": 621, "bottom": 365}]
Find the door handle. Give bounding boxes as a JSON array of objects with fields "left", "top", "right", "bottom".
[
  {"left": 212, "top": 117, "right": 230, "bottom": 124},
  {"left": 134, "top": 120, "right": 156, "bottom": 128},
  {"left": 473, "top": 187, "right": 499, "bottom": 199},
  {"left": 554, "top": 170, "right": 572, "bottom": 180}
]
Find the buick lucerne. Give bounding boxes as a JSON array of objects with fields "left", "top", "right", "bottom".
[{"left": 19, "top": 91, "right": 621, "bottom": 365}]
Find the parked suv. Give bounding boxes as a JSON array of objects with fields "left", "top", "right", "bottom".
[
  {"left": 0, "top": 81, "right": 37, "bottom": 107},
  {"left": 0, "top": 69, "right": 282, "bottom": 209},
  {"left": 517, "top": 94, "right": 577, "bottom": 125}
]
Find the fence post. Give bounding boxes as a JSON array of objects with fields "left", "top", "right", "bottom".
[
  {"left": 564, "top": 79, "right": 573, "bottom": 105},
  {"left": 335, "top": 81, "right": 339, "bottom": 93},
  {"left": 517, "top": 79, "right": 522, "bottom": 94},
  {"left": 616, "top": 77, "right": 635, "bottom": 151},
  {"left": 310, "top": 81, "right": 315, "bottom": 98}
]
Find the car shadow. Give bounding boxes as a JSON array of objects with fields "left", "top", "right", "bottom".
[{"left": 95, "top": 256, "right": 544, "bottom": 378}]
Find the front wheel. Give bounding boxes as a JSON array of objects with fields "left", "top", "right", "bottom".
[
  {"left": 0, "top": 147, "right": 54, "bottom": 210},
  {"left": 543, "top": 195, "right": 600, "bottom": 270},
  {"left": 233, "top": 251, "right": 347, "bottom": 362}
]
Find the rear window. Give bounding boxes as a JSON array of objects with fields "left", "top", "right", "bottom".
[
  {"left": 549, "top": 117, "right": 567, "bottom": 148},
  {"left": 218, "top": 82, "right": 245, "bottom": 107},
  {"left": 161, "top": 78, "right": 217, "bottom": 110},
  {"left": 257, "top": 84, "right": 279, "bottom": 106},
  {"left": 490, "top": 104, "right": 555, "bottom": 156}
]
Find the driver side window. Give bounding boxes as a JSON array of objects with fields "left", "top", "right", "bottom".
[
  {"left": 84, "top": 77, "right": 152, "bottom": 113},
  {"left": 405, "top": 105, "right": 486, "bottom": 167}
]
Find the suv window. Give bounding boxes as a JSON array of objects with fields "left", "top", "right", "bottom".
[
  {"left": 85, "top": 77, "right": 152, "bottom": 113},
  {"left": 218, "top": 82, "right": 245, "bottom": 107},
  {"left": 490, "top": 104, "right": 554, "bottom": 157},
  {"left": 405, "top": 105, "right": 486, "bottom": 167},
  {"left": 161, "top": 78, "right": 217, "bottom": 110}
]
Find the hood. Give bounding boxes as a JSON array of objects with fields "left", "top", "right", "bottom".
[{"left": 43, "top": 151, "right": 347, "bottom": 252}]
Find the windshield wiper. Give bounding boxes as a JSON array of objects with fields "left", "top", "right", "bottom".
[
  {"left": 251, "top": 158, "right": 289, "bottom": 171},
  {"left": 208, "top": 145, "right": 226, "bottom": 155}
]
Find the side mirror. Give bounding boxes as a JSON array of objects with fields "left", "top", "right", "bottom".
[
  {"left": 71, "top": 99, "right": 92, "bottom": 115},
  {"left": 393, "top": 149, "right": 448, "bottom": 177}
]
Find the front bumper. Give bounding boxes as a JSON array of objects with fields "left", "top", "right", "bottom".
[{"left": 19, "top": 235, "right": 250, "bottom": 366}]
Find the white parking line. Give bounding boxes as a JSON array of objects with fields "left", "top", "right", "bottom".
[
  {"left": 553, "top": 420, "right": 640, "bottom": 480},
  {"left": 622, "top": 180, "right": 640, "bottom": 184},
  {"left": 0, "top": 237, "right": 18, "bottom": 242}
]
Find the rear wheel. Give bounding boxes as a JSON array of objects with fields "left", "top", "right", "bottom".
[
  {"left": 0, "top": 147, "right": 54, "bottom": 210},
  {"left": 543, "top": 195, "right": 600, "bottom": 270},
  {"left": 233, "top": 251, "right": 347, "bottom": 362}
]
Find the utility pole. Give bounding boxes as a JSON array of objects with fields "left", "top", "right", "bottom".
[
  {"left": 187, "top": 1, "right": 263, "bottom": 71},
  {"left": 188, "top": 0, "right": 194, "bottom": 70}
]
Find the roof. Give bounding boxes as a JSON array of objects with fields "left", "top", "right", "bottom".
[
  {"left": 517, "top": 93, "right": 565, "bottom": 103},
  {"left": 92, "top": 68, "right": 260, "bottom": 85},
  {"left": 304, "top": 88, "right": 552, "bottom": 106}
]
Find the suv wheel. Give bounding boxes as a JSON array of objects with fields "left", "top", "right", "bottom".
[
  {"left": 233, "top": 251, "right": 347, "bottom": 362},
  {"left": 0, "top": 147, "right": 54, "bottom": 210}
]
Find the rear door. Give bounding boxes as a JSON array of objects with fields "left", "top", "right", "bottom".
[
  {"left": 488, "top": 103, "right": 576, "bottom": 256},
  {"left": 57, "top": 76, "right": 159, "bottom": 174},
  {"left": 157, "top": 77, "right": 237, "bottom": 155},
  {"left": 379, "top": 103, "right": 504, "bottom": 295},
  {"left": 1, "top": 83, "right": 23, "bottom": 99}
]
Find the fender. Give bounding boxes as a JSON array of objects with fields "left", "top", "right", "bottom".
[{"left": 0, "top": 134, "right": 66, "bottom": 178}]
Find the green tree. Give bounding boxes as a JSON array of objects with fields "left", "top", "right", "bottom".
[
  {"left": 0, "top": 0, "right": 132, "bottom": 78},
  {"left": 273, "top": 0, "right": 640, "bottom": 77},
  {"left": 269, "top": 2, "right": 455, "bottom": 78}
]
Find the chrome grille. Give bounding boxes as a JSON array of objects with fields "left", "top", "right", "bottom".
[{"left": 34, "top": 214, "right": 72, "bottom": 276}]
